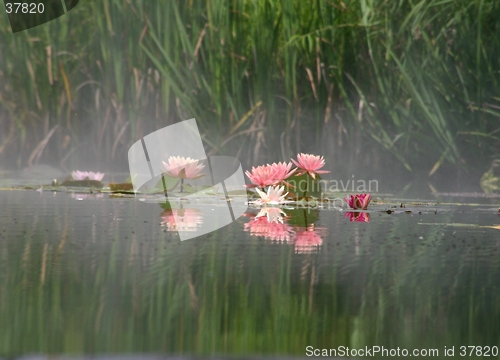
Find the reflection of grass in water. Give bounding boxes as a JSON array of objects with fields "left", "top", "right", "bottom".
[
  {"left": 0, "top": 192, "right": 500, "bottom": 355},
  {"left": 351, "top": 211, "right": 500, "bottom": 350},
  {"left": 420, "top": 222, "right": 500, "bottom": 231}
]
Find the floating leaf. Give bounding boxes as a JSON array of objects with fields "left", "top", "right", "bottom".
[
  {"left": 60, "top": 179, "right": 103, "bottom": 188},
  {"left": 154, "top": 175, "right": 180, "bottom": 192},
  {"left": 284, "top": 208, "right": 319, "bottom": 228},
  {"left": 109, "top": 182, "right": 134, "bottom": 192},
  {"left": 286, "top": 173, "right": 322, "bottom": 198}
]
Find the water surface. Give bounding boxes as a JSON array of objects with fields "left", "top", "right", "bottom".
[{"left": 1, "top": 190, "right": 500, "bottom": 358}]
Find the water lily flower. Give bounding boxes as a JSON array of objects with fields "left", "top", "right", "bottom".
[
  {"left": 270, "top": 161, "right": 297, "bottom": 183},
  {"left": 160, "top": 208, "right": 203, "bottom": 231},
  {"left": 291, "top": 153, "right": 330, "bottom": 180},
  {"left": 345, "top": 193, "right": 372, "bottom": 210},
  {"left": 293, "top": 225, "right": 326, "bottom": 253},
  {"left": 244, "top": 214, "right": 294, "bottom": 243},
  {"left": 71, "top": 171, "right": 105, "bottom": 181},
  {"left": 251, "top": 185, "right": 292, "bottom": 206},
  {"left": 245, "top": 162, "right": 296, "bottom": 188},
  {"left": 245, "top": 165, "right": 275, "bottom": 188},
  {"left": 161, "top": 156, "right": 205, "bottom": 180},
  {"left": 344, "top": 211, "right": 371, "bottom": 222}
]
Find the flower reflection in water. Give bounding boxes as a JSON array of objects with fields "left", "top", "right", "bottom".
[
  {"left": 255, "top": 207, "right": 287, "bottom": 223},
  {"left": 70, "top": 192, "right": 104, "bottom": 200},
  {"left": 244, "top": 208, "right": 328, "bottom": 251},
  {"left": 294, "top": 225, "right": 325, "bottom": 253},
  {"left": 244, "top": 208, "right": 294, "bottom": 243},
  {"left": 161, "top": 208, "right": 203, "bottom": 232},
  {"left": 344, "top": 211, "right": 371, "bottom": 222}
]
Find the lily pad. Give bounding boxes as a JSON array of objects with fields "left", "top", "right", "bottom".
[
  {"left": 284, "top": 208, "right": 320, "bottom": 227},
  {"left": 154, "top": 175, "right": 180, "bottom": 193},
  {"left": 109, "top": 182, "right": 134, "bottom": 193},
  {"left": 60, "top": 179, "right": 104, "bottom": 188},
  {"left": 286, "top": 173, "right": 322, "bottom": 198}
]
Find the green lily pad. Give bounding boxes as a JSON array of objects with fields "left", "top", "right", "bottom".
[
  {"left": 154, "top": 175, "right": 181, "bottom": 192},
  {"left": 284, "top": 208, "right": 319, "bottom": 227},
  {"left": 286, "top": 173, "right": 322, "bottom": 198},
  {"left": 109, "top": 182, "right": 134, "bottom": 193},
  {"left": 60, "top": 179, "right": 104, "bottom": 188}
]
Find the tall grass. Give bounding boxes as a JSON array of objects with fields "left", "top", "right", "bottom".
[{"left": 0, "top": 0, "right": 499, "bottom": 178}]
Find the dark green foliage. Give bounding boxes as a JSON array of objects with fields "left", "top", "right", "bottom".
[{"left": 0, "top": 0, "right": 499, "bottom": 176}]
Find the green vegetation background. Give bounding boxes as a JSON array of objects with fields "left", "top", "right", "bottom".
[{"left": 0, "top": 0, "right": 499, "bottom": 181}]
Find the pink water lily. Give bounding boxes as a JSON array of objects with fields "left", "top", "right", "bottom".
[
  {"left": 71, "top": 171, "right": 105, "bottom": 181},
  {"left": 270, "top": 161, "right": 296, "bottom": 183},
  {"left": 345, "top": 193, "right": 371, "bottom": 210},
  {"left": 291, "top": 153, "right": 330, "bottom": 180},
  {"left": 161, "top": 156, "right": 205, "bottom": 180},
  {"left": 245, "top": 165, "right": 276, "bottom": 188},
  {"left": 344, "top": 212, "right": 371, "bottom": 222},
  {"left": 245, "top": 162, "right": 296, "bottom": 188},
  {"left": 251, "top": 185, "right": 292, "bottom": 206}
]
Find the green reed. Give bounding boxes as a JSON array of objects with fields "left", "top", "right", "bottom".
[{"left": 0, "top": 0, "right": 499, "bottom": 176}]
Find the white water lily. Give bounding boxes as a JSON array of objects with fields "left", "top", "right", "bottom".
[{"left": 251, "top": 185, "right": 292, "bottom": 206}]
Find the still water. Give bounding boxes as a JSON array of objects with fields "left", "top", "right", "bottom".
[{"left": 1, "top": 189, "right": 500, "bottom": 358}]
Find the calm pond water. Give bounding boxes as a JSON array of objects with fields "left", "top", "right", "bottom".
[{"left": 1, "top": 189, "right": 500, "bottom": 358}]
